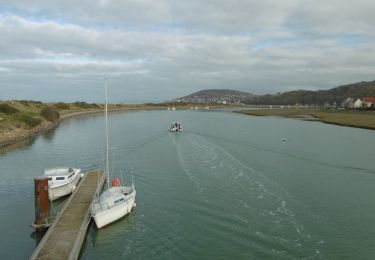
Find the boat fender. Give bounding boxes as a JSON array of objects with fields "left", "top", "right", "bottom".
[
  {"left": 72, "top": 185, "right": 76, "bottom": 192},
  {"left": 80, "top": 173, "right": 84, "bottom": 178},
  {"left": 111, "top": 177, "right": 121, "bottom": 187}
]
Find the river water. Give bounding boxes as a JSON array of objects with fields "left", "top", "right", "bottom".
[{"left": 1, "top": 110, "right": 375, "bottom": 259}]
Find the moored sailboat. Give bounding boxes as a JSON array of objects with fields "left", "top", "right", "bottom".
[{"left": 90, "top": 79, "right": 136, "bottom": 229}]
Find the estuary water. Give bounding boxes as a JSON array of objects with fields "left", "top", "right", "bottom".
[{"left": 1, "top": 110, "right": 375, "bottom": 259}]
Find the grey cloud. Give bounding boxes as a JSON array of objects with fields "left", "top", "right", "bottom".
[
  {"left": 2, "top": 0, "right": 375, "bottom": 35},
  {"left": 0, "top": 1, "right": 374, "bottom": 102},
  {"left": 289, "top": 0, "right": 375, "bottom": 36}
]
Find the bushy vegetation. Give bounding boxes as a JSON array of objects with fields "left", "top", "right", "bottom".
[
  {"left": 41, "top": 106, "right": 60, "bottom": 122},
  {"left": 18, "top": 114, "right": 42, "bottom": 127},
  {"left": 19, "top": 100, "right": 43, "bottom": 106},
  {"left": 0, "top": 103, "right": 19, "bottom": 114},
  {"left": 53, "top": 102, "right": 70, "bottom": 110},
  {"left": 73, "top": 101, "right": 93, "bottom": 109}
]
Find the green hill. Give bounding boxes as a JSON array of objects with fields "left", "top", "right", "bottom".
[{"left": 245, "top": 80, "right": 375, "bottom": 105}]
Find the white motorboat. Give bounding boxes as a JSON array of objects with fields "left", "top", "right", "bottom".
[
  {"left": 91, "top": 78, "right": 136, "bottom": 229},
  {"left": 169, "top": 122, "right": 183, "bottom": 132},
  {"left": 44, "top": 167, "right": 82, "bottom": 201}
]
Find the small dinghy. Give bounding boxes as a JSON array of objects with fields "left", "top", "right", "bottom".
[{"left": 169, "top": 122, "right": 183, "bottom": 132}]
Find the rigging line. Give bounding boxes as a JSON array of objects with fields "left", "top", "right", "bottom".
[
  {"left": 110, "top": 147, "right": 117, "bottom": 177},
  {"left": 105, "top": 77, "right": 109, "bottom": 189}
]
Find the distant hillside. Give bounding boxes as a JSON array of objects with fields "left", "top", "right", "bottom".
[
  {"left": 175, "top": 80, "right": 375, "bottom": 106},
  {"left": 244, "top": 80, "right": 375, "bottom": 106},
  {"left": 175, "top": 89, "right": 254, "bottom": 104}
]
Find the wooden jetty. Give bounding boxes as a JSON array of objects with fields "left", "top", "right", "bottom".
[{"left": 30, "top": 171, "right": 106, "bottom": 260}]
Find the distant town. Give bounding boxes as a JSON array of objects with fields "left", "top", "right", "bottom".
[
  {"left": 174, "top": 80, "right": 375, "bottom": 109},
  {"left": 176, "top": 93, "right": 375, "bottom": 109},
  {"left": 342, "top": 97, "right": 374, "bottom": 109}
]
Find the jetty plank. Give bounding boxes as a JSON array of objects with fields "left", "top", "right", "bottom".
[{"left": 31, "top": 171, "right": 106, "bottom": 260}]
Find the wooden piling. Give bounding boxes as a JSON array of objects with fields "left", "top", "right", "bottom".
[{"left": 32, "top": 177, "right": 50, "bottom": 230}]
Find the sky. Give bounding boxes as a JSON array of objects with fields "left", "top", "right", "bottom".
[{"left": 0, "top": 0, "right": 374, "bottom": 103}]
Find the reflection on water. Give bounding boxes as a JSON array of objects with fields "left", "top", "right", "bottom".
[
  {"left": 41, "top": 125, "right": 58, "bottom": 142},
  {"left": 30, "top": 230, "right": 47, "bottom": 247},
  {"left": 0, "top": 138, "right": 36, "bottom": 156},
  {"left": 49, "top": 196, "right": 68, "bottom": 218},
  {"left": 90, "top": 212, "right": 136, "bottom": 245},
  {"left": 0, "top": 120, "right": 59, "bottom": 156}
]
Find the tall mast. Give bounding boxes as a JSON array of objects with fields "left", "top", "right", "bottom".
[{"left": 105, "top": 78, "right": 109, "bottom": 189}]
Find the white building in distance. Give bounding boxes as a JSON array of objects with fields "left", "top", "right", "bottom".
[{"left": 354, "top": 98, "right": 363, "bottom": 108}]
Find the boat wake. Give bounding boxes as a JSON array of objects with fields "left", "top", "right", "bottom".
[{"left": 170, "top": 132, "right": 325, "bottom": 259}]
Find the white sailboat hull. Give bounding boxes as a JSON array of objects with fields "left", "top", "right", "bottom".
[
  {"left": 49, "top": 173, "right": 81, "bottom": 201},
  {"left": 92, "top": 197, "right": 135, "bottom": 228},
  {"left": 91, "top": 187, "right": 136, "bottom": 229}
]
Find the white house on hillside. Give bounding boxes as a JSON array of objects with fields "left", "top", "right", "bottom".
[
  {"left": 342, "top": 98, "right": 354, "bottom": 108},
  {"left": 354, "top": 98, "right": 363, "bottom": 108}
]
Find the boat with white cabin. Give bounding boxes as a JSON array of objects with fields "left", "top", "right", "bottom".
[
  {"left": 169, "top": 122, "right": 183, "bottom": 132},
  {"left": 44, "top": 167, "right": 82, "bottom": 201},
  {"left": 90, "top": 78, "right": 136, "bottom": 229}
]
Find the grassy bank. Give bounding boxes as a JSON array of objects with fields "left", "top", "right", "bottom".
[
  {"left": 0, "top": 100, "right": 178, "bottom": 148},
  {"left": 236, "top": 108, "right": 375, "bottom": 130}
]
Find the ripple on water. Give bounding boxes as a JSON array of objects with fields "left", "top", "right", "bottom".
[{"left": 169, "top": 132, "right": 325, "bottom": 259}]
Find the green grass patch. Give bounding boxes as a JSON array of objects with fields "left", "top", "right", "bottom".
[
  {"left": 0, "top": 103, "right": 19, "bottom": 114},
  {"left": 17, "top": 114, "right": 42, "bottom": 127}
]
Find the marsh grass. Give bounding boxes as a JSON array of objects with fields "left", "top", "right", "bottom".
[{"left": 238, "top": 108, "right": 375, "bottom": 129}]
